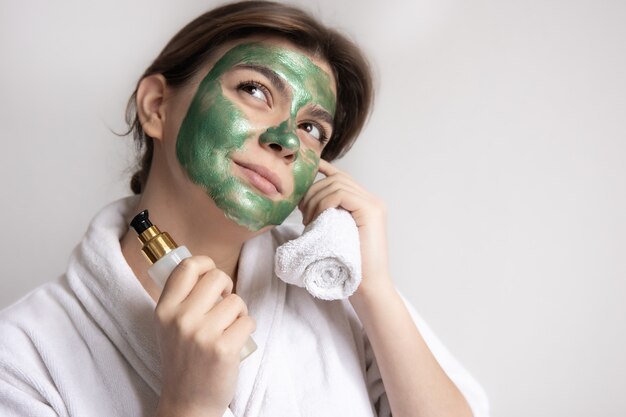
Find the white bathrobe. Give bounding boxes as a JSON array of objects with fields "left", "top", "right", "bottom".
[{"left": 0, "top": 197, "right": 489, "bottom": 417}]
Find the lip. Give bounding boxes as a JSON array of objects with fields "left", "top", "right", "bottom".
[{"left": 234, "top": 160, "right": 283, "bottom": 196}]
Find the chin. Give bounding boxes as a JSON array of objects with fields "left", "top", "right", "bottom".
[{"left": 210, "top": 179, "right": 296, "bottom": 232}]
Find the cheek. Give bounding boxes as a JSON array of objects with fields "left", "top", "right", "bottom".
[
  {"left": 203, "top": 95, "right": 251, "bottom": 147},
  {"left": 291, "top": 149, "right": 320, "bottom": 197},
  {"left": 178, "top": 92, "right": 251, "bottom": 159}
]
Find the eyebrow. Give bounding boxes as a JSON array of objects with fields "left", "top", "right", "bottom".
[
  {"left": 233, "top": 63, "right": 334, "bottom": 128},
  {"left": 307, "top": 106, "right": 335, "bottom": 128},
  {"left": 233, "top": 64, "right": 288, "bottom": 97}
]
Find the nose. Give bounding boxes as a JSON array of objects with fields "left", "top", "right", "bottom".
[{"left": 259, "top": 119, "right": 300, "bottom": 162}]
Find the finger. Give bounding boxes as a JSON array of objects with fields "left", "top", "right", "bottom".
[
  {"left": 299, "top": 170, "right": 368, "bottom": 211},
  {"left": 299, "top": 176, "right": 358, "bottom": 209},
  {"left": 196, "top": 315, "right": 256, "bottom": 363},
  {"left": 157, "top": 256, "right": 217, "bottom": 311},
  {"left": 201, "top": 294, "right": 249, "bottom": 334},
  {"left": 317, "top": 159, "right": 342, "bottom": 177},
  {"left": 178, "top": 269, "right": 234, "bottom": 317},
  {"left": 221, "top": 315, "right": 257, "bottom": 356},
  {"left": 305, "top": 188, "right": 368, "bottom": 225},
  {"left": 301, "top": 182, "right": 363, "bottom": 223},
  {"left": 317, "top": 161, "right": 359, "bottom": 185},
  {"left": 309, "top": 163, "right": 362, "bottom": 192}
]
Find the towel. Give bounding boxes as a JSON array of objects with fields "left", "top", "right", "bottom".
[
  {"left": 274, "top": 208, "right": 362, "bottom": 300},
  {"left": 0, "top": 197, "right": 490, "bottom": 417}
]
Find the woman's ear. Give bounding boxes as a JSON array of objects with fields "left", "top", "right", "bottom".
[{"left": 136, "top": 74, "right": 168, "bottom": 141}]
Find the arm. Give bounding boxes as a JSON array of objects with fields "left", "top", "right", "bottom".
[
  {"left": 351, "top": 283, "right": 473, "bottom": 417},
  {"left": 299, "top": 160, "right": 479, "bottom": 417}
]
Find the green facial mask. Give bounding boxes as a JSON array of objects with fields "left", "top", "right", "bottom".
[{"left": 176, "top": 42, "right": 336, "bottom": 231}]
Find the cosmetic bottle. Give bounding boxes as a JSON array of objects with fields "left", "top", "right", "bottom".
[{"left": 130, "top": 210, "right": 257, "bottom": 361}]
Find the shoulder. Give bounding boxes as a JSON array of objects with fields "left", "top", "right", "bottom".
[
  {"left": 0, "top": 278, "right": 76, "bottom": 395},
  {"left": 0, "top": 277, "right": 74, "bottom": 333},
  {"left": 0, "top": 273, "right": 101, "bottom": 375},
  {"left": 0, "top": 277, "right": 78, "bottom": 358}
]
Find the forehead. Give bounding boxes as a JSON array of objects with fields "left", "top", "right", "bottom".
[{"left": 199, "top": 39, "right": 337, "bottom": 113}]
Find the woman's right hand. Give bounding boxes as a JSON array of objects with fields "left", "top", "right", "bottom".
[{"left": 153, "top": 256, "right": 255, "bottom": 417}]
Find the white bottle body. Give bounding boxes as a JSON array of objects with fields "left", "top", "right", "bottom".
[
  {"left": 148, "top": 245, "right": 257, "bottom": 361},
  {"left": 148, "top": 246, "right": 193, "bottom": 288}
]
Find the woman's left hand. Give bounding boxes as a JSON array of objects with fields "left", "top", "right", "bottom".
[{"left": 298, "top": 159, "right": 392, "bottom": 294}]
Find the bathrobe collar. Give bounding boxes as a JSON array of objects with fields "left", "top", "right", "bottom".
[{"left": 66, "top": 196, "right": 285, "bottom": 415}]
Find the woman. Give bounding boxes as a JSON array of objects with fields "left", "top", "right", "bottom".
[{"left": 0, "top": 1, "right": 488, "bottom": 416}]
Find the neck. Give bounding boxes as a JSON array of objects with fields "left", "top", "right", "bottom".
[{"left": 120, "top": 171, "right": 268, "bottom": 302}]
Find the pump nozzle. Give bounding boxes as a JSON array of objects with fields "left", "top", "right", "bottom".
[{"left": 130, "top": 210, "right": 178, "bottom": 264}]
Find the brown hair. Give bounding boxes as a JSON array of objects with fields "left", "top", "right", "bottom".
[{"left": 125, "top": 0, "right": 374, "bottom": 194}]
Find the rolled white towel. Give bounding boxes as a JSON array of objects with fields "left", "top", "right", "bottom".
[{"left": 274, "top": 208, "right": 362, "bottom": 300}]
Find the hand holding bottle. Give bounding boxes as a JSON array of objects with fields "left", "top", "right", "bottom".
[
  {"left": 154, "top": 256, "right": 256, "bottom": 417},
  {"left": 130, "top": 210, "right": 256, "bottom": 417}
]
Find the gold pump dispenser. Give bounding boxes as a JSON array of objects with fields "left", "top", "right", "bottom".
[
  {"left": 129, "top": 209, "right": 257, "bottom": 361},
  {"left": 130, "top": 209, "right": 178, "bottom": 264},
  {"left": 137, "top": 224, "right": 178, "bottom": 264}
]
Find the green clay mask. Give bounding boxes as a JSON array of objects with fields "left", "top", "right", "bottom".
[{"left": 176, "top": 42, "right": 336, "bottom": 231}]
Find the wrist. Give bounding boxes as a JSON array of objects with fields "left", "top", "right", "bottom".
[{"left": 349, "top": 277, "right": 397, "bottom": 309}]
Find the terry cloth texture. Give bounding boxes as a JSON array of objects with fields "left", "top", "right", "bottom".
[
  {"left": 275, "top": 207, "right": 362, "bottom": 300},
  {"left": 0, "top": 197, "right": 490, "bottom": 417}
]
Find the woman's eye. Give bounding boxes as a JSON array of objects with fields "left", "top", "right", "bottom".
[
  {"left": 300, "top": 122, "right": 327, "bottom": 143},
  {"left": 239, "top": 82, "right": 269, "bottom": 104}
]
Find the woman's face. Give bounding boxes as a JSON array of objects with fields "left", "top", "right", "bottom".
[{"left": 172, "top": 39, "right": 336, "bottom": 231}]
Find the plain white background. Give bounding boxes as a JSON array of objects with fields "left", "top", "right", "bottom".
[{"left": 1, "top": 0, "right": 625, "bottom": 416}]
